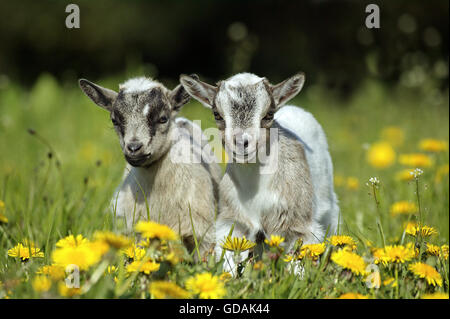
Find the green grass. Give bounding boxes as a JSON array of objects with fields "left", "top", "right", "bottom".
[{"left": 0, "top": 73, "right": 448, "bottom": 299}]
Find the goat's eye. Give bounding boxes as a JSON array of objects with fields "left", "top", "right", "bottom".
[
  {"left": 213, "top": 111, "right": 223, "bottom": 121},
  {"left": 263, "top": 111, "right": 274, "bottom": 121},
  {"left": 111, "top": 117, "right": 120, "bottom": 126},
  {"left": 159, "top": 116, "right": 168, "bottom": 124}
]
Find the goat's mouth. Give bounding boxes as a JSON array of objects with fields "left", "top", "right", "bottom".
[
  {"left": 230, "top": 149, "right": 257, "bottom": 163},
  {"left": 125, "top": 153, "right": 152, "bottom": 167}
]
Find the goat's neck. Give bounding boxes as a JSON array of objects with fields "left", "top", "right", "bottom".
[
  {"left": 227, "top": 152, "right": 276, "bottom": 197},
  {"left": 226, "top": 124, "right": 285, "bottom": 195}
]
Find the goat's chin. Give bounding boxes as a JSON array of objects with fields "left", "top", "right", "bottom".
[
  {"left": 125, "top": 154, "right": 152, "bottom": 167},
  {"left": 230, "top": 150, "right": 258, "bottom": 164}
]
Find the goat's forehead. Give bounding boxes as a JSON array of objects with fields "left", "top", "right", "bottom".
[
  {"left": 217, "top": 81, "right": 270, "bottom": 114},
  {"left": 225, "top": 73, "right": 264, "bottom": 86},
  {"left": 113, "top": 87, "right": 170, "bottom": 115}
]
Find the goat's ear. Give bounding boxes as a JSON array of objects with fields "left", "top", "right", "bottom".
[
  {"left": 270, "top": 72, "right": 305, "bottom": 108},
  {"left": 169, "top": 77, "right": 196, "bottom": 115},
  {"left": 79, "top": 79, "right": 118, "bottom": 111},
  {"left": 179, "top": 74, "right": 217, "bottom": 109}
]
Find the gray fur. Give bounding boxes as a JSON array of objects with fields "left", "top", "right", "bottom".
[
  {"left": 181, "top": 72, "right": 339, "bottom": 274},
  {"left": 79, "top": 77, "right": 222, "bottom": 256}
]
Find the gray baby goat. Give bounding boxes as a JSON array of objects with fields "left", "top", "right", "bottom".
[{"left": 79, "top": 76, "right": 222, "bottom": 256}]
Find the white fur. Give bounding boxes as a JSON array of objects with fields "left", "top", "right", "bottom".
[
  {"left": 215, "top": 105, "right": 339, "bottom": 275},
  {"left": 112, "top": 117, "right": 217, "bottom": 221},
  {"left": 143, "top": 104, "right": 150, "bottom": 116},
  {"left": 274, "top": 105, "right": 339, "bottom": 235},
  {"left": 224, "top": 73, "right": 264, "bottom": 88},
  {"left": 119, "top": 77, "right": 159, "bottom": 94}
]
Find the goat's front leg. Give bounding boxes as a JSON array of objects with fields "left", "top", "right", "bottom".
[{"left": 282, "top": 237, "right": 305, "bottom": 277}]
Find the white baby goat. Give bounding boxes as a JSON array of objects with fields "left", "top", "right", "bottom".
[
  {"left": 180, "top": 72, "right": 339, "bottom": 272},
  {"left": 79, "top": 76, "right": 222, "bottom": 256}
]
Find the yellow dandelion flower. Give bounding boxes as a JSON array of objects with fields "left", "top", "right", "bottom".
[
  {"left": 409, "top": 262, "right": 442, "bottom": 287},
  {"left": 381, "top": 126, "right": 404, "bottom": 147},
  {"left": 283, "top": 254, "right": 295, "bottom": 262},
  {"left": 299, "top": 243, "right": 326, "bottom": 261},
  {"left": 56, "top": 234, "right": 89, "bottom": 248},
  {"left": 395, "top": 169, "right": 416, "bottom": 182},
  {"left": 329, "top": 235, "right": 357, "bottom": 250},
  {"left": 0, "top": 200, "right": 7, "bottom": 224},
  {"left": 107, "top": 266, "right": 118, "bottom": 275},
  {"left": 399, "top": 153, "right": 433, "bottom": 168},
  {"left": 405, "top": 223, "right": 437, "bottom": 237},
  {"left": 441, "top": 245, "right": 449, "bottom": 260},
  {"left": 346, "top": 177, "right": 359, "bottom": 190},
  {"left": 0, "top": 213, "right": 7, "bottom": 224},
  {"left": 36, "top": 265, "right": 66, "bottom": 281},
  {"left": 373, "top": 244, "right": 416, "bottom": 265},
  {"left": 420, "top": 226, "right": 438, "bottom": 237},
  {"left": 426, "top": 244, "right": 441, "bottom": 257},
  {"left": 421, "top": 292, "right": 449, "bottom": 299},
  {"left": 331, "top": 249, "right": 367, "bottom": 275},
  {"left": 89, "top": 240, "right": 110, "bottom": 256},
  {"left": 264, "top": 235, "right": 285, "bottom": 248},
  {"left": 135, "top": 221, "right": 179, "bottom": 241},
  {"left": 435, "top": 164, "right": 449, "bottom": 183},
  {"left": 8, "top": 242, "right": 44, "bottom": 261},
  {"left": 338, "top": 292, "right": 368, "bottom": 299},
  {"left": 93, "top": 231, "right": 131, "bottom": 249},
  {"left": 419, "top": 139, "right": 448, "bottom": 153},
  {"left": 149, "top": 281, "right": 191, "bottom": 299},
  {"left": 221, "top": 235, "right": 256, "bottom": 252},
  {"left": 219, "top": 272, "right": 232, "bottom": 282},
  {"left": 126, "top": 259, "right": 160, "bottom": 275},
  {"left": 367, "top": 142, "right": 396, "bottom": 169},
  {"left": 164, "top": 251, "right": 183, "bottom": 265},
  {"left": 32, "top": 276, "right": 52, "bottom": 293},
  {"left": 405, "top": 222, "right": 417, "bottom": 236},
  {"left": 185, "top": 273, "right": 226, "bottom": 299},
  {"left": 52, "top": 244, "right": 103, "bottom": 271},
  {"left": 383, "top": 277, "right": 398, "bottom": 288},
  {"left": 137, "top": 238, "right": 151, "bottom": 247},
  {"left": 390, "top": 201, "right": 418, "bottom": 216},
  {"left": 121, "top": 244, "right": 146, "bottom": 261},
  {"left": 58, "top": 282, "right": 81, "bottom": 297},
  {"left": 253, "top": 261, "right": 265, "bottom": 271}
]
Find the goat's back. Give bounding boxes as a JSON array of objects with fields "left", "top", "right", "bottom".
[
  {"left": 274, "top": 105, "right": 339, "bottom": 236},
  {"left": 173, "top": 117, "right": 222, "bottom": 192}
]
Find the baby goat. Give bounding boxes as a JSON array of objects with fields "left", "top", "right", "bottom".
[
  {"left": 79, "top": 76, "right": 222, "bottom": 256},
  {"left": 180, "top": 72, "right": 339, "bottom": 272}
]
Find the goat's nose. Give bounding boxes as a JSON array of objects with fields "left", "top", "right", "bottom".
[
  {"left": 127, "top": 142, "right": 143, "bottom": 154},
  {"left": 233, "top": 135, "right": 250, "bottom": 152}
]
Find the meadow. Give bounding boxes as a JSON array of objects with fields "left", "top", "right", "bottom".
[{"left": 0, "top": 73, "right": 448, "bottom": 299}]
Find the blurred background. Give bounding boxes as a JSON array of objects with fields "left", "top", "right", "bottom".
[
  {"left": 0, "top": 0, "right": 448, "bottom": 94},
  {"left": 0, "top": 0, "right": 448, "bottom": 282},
  {"left": 0, "top": 1, "right": 448, "bottom": 240}
]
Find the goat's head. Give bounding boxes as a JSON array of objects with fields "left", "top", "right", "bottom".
[
  {"left": 180, "top": 72, "right": 305, "bottom": 162},
  {"left": 79, "top": 77, "right": 192, "bottom": 167}
]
